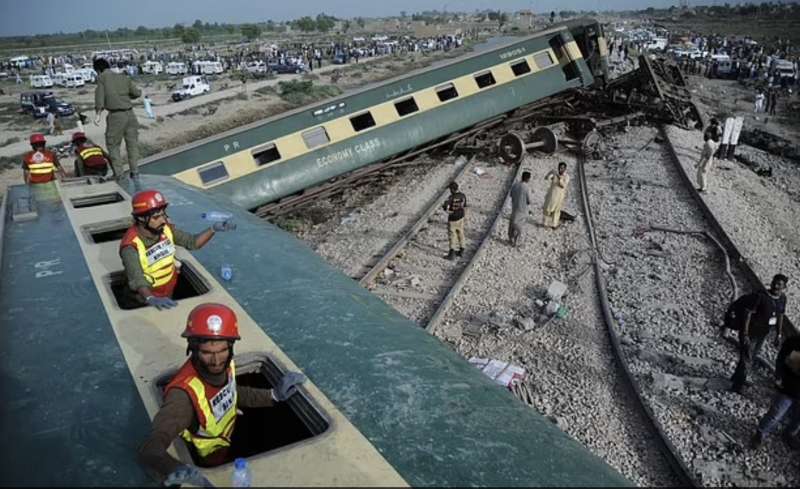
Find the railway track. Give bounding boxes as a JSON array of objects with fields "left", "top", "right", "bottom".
[{"left": 579, "top": 124, "right": 798, "bottom": 487}]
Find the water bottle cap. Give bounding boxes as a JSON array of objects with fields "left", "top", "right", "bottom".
[{"left": 234, "top": 458, "right": 247, "bottom": 470}]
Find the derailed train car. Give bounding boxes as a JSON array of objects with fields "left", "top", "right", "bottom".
[
  {"left": 0, "top": 176, "right": 629, "bottom": 486},
  {"left": 139, "top": 19, "right": 609, "bottom": 210}
]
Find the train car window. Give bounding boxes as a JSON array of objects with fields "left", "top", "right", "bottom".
[
  {"left": 252, "top": 143, "right": 281, "bottom": 166},
  {"left": 70, "top": 192, "right": 124, "bottom": 209},
  {"left": 108, "top": 263, "right": 210, "bottom": 310},
  {"left": 394, "top": 97, "right": 419, "bottom": 116},
  {"left": 197, "top": 161, "right": 229, "bottom": 186},
  {"left": 511, "top": 59, "right": 532, "bottom": 76},
  {"left": 534, "top": 51, "right": 555, "bottom": 69},
  {"left": 435, "top": 83, "right": 459, "bottom": 102},
  {"left": 350, "top": 112, "right": 376, "bottom": 132},
  {"left": 474, "top": 71, "right": 496, "bottom": 89},
  {"left": 82, "top": 218, "right": 133, "bottom": 243},
  {"left": 302, "top": 126, "right": 330, "bottom": 149}
]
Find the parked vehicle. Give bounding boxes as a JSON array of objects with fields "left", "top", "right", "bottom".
[
  {"left": 75, "top": 68, "right": 97, "bottom": 83},
  {"left": 29, "top": 74, "right": 54, "bottom": 88},
  {"left": 774, "top": 59, "right": 796, "bottom": 80},
  {"left": 332, "top": 53, "right": 348, "bottom": 65},
  {"left": 166, "top": 62, "right": 188, "bottom": 75},
  {"left": 171, "top": 75, "right": 210, "bottom": 101},
  {"left": 192, "top": 60, "right": 224, "bottom": 75},
  {"left": 64, "top": 73, "right": 85, "bottom": 88},
  {"left": 39, "top": 93, "right": 75, "bottom": 116},
  {"left": 19, "top": 91, "right": 74, "bottom": 118},
  {"left": 142, "top": 61, "right": 163, "bottom": 75},
  {"left": 268, "top": 61, "right": 308, "bottom": 74},
  {"left": 644, "top": 37, "right": 668, "bottom": 52}
]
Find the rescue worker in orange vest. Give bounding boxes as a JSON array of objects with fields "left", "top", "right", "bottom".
[
  {"left": 72, "top": 131, "right": 113, "bottom": 178},
  {"left": 138, "top": 303, "right": 306, "bottom": 485},
  {"left": 119, "top": 190, "right": 235, "bottom": 310},
  {"left": 22, "top": 133, "right": 66, "bottom": 184}
]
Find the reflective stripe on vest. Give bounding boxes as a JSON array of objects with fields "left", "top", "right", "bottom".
[
  {"left": 178, "top": 362, "right": 238, "bottom": 458},
  {"left": 27, "top": 161, "right": 56, "bottom": 175},
  {"left": 78, "top": 146, "right": 108, "bottom": 168},
  {"left": 131, "top": 226, "right": 176, "bottom": 288}
]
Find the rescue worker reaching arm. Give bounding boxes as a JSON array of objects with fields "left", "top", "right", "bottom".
[
  {"left": 22, "top": 133, "right": 66, "bottom": 184},
  {"left": 71, "top": 131, "right": 113, "bottom": 178},
  {"left": 119, "top": 190, "right": 235, "bottom": 310},
  {"left": 138, "top": 303, "right": 306, "bottom": 485}
]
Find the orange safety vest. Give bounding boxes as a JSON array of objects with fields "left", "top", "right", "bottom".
[
  {"left": 76, "top": 144, "right": 109, "bottom": 169},
  {"left": 165, "top": 359, "right": 238, "bottom": 460},
  {"left": 119, "top": 224, "right": 177, "bottom": 297},
  {"left": 23, "top": 149, "right": 57, "bottom": 184}
]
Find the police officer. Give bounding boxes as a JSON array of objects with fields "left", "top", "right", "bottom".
[
  {"left": 442, "top": 181, "right": 467, "bottom": 260},
  {"left": 71, "top": 132, "right": 113, "bottom": 178},
  {"left": 93, "top": 57, "right": 141, "bottom": 178},
  {"left": 138, "top": 303, "right": 305, "bottom": 485},
  {"left": 119, "top": 190, "right": 235, "bottom": 310},
  {"left": 21, "top": 133, "right": 66, "bottom": 184}
]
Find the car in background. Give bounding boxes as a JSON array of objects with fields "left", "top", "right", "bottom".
[
  {"left": 20, "top": 92, "right": 75, "bottom": 118},
  {"left": 171, "top": 75, "right": 210, "bottom": 101},
  {"left": 268, "top": 61, "right": 308, "bottom": 74}
]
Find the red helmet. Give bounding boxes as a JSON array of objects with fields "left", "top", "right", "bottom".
[
  {"left": 71, "top": 131, "right": 86, "bottom": 143},
  {"left": 30, "top": 133, "right": 46, "bottom": 145},
  {"left": 182, "top": 303, "right": 241, "bottom": 340},
  {"left": 131, "top": 189, "right": 168, "bottom": 216}
]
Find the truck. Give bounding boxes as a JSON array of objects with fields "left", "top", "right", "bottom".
[{"left": 171, "top": 75, "right": 210, "bottom": 101}]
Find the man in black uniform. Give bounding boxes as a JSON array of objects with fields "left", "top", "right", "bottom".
[
  {"left": 731, "top": 274, "right": 789, "bottom": 394},
  {"left": 442, "top": 181, "right": 467, "bottom": 260}
]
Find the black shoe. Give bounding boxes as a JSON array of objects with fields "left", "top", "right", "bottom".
[
  {"left": 456, "top": 248, "right": 463, "bottom": 257},
  {"left": 750, "top": 431, "right": 763, "bottom": 449},
  {"left": 445, "top": 250, "right": 455, "bottom": 260}
]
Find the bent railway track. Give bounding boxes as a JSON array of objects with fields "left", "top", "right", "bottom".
[{"left": 578, "top": 124, "right": 798, "bottom": 487}]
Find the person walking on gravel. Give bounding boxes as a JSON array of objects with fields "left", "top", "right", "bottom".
[
  {"left": 730, "top": 274, "right": 788, "bottom": 394},
  {"left": 442, "top": 181, "right": 467, "bottom": 260},
  {"left": 750, "top": 334, "right": 800, "bottom": 450},
  {"left": 695, "top": 130, "right": 720, "bottom": 192},
  {"left": 509, "top": 170, "right": 532, "bottom": 247},
  {"left": 542, "top": 162, "right": 569, "bottom": 229}
]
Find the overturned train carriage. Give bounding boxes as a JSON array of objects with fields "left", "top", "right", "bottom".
[
  {"left": 0, "top": 177, "right": 628, "bottom": 486},
  {"left": 140, "top": 19, "right": 608, "bottom": 210}
]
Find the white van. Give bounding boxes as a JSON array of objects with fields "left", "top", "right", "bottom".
[
  {"left": 710, "top": 54, "right": 733, "bottom": 77},
  {"left": 76, "top": 68, "right": 96, "bottom": 83},
  {"left": 166, "top": 62, "right": 188, "bottom": 76},
  {"left": 29, "top": 74, "right": 54, "bottom": 88},
  {"left": 644, "top": 37, "right": 668, "bottom": 52},
  {"left": 192, "top": 60, "right": 224, "bottom": 75},
  {"left": 64, "top": 73, "right": 85, "bottom": 88},
  {"left": 774, "top": 59, "right": 796, "bottom": 80},
  {"left": 171, "top": 75, "right": 210, "bottom": 101},
  {"left": 142, "top": 61, "right": 163, "bottom": 75},
  {"left": 52, "top": 72, "right": 68, "bottom": 87}
]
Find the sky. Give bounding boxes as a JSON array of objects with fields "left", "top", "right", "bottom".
[{"left": 0, "top": 0, "right": 732, "bottom": 37}]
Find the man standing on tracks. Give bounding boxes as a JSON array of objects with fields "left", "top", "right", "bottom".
[
  {"left": 119, "top": 189, "right": 235, "bottom": 311},
  {"left": 93, "top": 57, "right": 142, "bottom": 179},
  {"left": 71, "top": 131, "right": 113, "bottom": 178},
  {"left": 442, "top": 181, "right": 467, "bottom": 260},
  {"left": 730, "top": 274, "right": 789, "bottom": 394},
  {"left": 695, "top": 129, "right": 721, "bottom": 192},
  {"left": 750, "top": 333, "right": 800, "bottom": 450},
  {"left": 543, "top": 162, "right": 569, "bottom": 229},
  {"left": 509, "top": 170, "right": 532, "bottom": 247},
  {"left": 22, "top": 133, "right": 66, "bottom": 185},
  {"left": 138, "top": 303, "right": 306, "bottom": 485}
]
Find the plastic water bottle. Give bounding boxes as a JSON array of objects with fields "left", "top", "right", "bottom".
[
  {"left": 201, "top": 211, "right": 233, "bottom": 222},
  {"left": 221, "top": 263, "right": 233, "bottom": 281},
  {"left": 231, "top": 458, "right": 252, "bottom": 487}
]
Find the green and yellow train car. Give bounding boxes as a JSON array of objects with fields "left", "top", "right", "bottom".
[
  {"left": 0, "top": 176, "right": 628, "bottom": 486},
  {"left": 140, "top": 19, "right": 608, "bottom": 211}
]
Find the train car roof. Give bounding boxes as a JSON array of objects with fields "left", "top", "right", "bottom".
[{"left": 0, "top": 176, "right": 629, "bottom": 486}]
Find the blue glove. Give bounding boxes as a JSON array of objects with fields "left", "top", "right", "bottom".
[
  {"left": 212, "top": 220, "right": 236, "bottom": 232},
  {"left": 163, "top": 464, "right": 207, "bottom": 487},
  {"left": 145, "top": 295, "right": 177, "bottom": 310},
  {"left": 274, "top": 371, "right": 306, "bottom": 401}
]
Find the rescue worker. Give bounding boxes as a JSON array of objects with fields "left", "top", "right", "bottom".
[
  {"left": 509, "top": 170, "right": 532, "bottom": 247},
  {"left": 71, "top": 132, "right": 112, "bottom": 178},
  {"left": 543, "top": 162, "right": 569, "bottom": 229},
  {"left": 695, "top": 130, "right": 720, "bottom": 192},
  {"left": 750, "top": 334, "right": 800, "bottom": 450},
  {"left": 441, "top": 181, "right": 467, "bottom": 260},
  {"left": 730, "top": 274, "right": 789, "bottom": 394},
  {"left": 94, "top": 57, "right": 142, "bottom": 178},
  {"left": 138, "top": 303, "right": 306, "bottom": 485},
  {"left": 119, "top": 190, "right": 235, "bottom": 310},
  {"left": 22, "top": 133, "right": 66, "bottom": 185}
]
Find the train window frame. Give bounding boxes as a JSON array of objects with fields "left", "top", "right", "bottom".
[
  {"left": 350, "top": 111, "right": 376, "bottom": 132},
  {"left": 473, "top": 70, "right": 496, "bottom": 89},
  {"left": 70, "top": 192, "right": 125, "bottom": 209},
  {"left": 251, "top": 143, "right": 282, "bottom": 167},
  {"left": 510, "top": 59, "right": 532, "bottom": 76},
  {"left": 302, "top": 126, "right": 330, "bottom": 149},
  {"left": 150, "top": 351, "right": 330, "bottom": 466},
  {"left": 81, "top": 217, "right": 133, "bottom": 244},
  {"left": 394, "top": 97, "right": 419, "bottom": 117},
  {"left": 533, "top": 51, "right": 555, "bottom": 69},
  {"left": 197, "top": 161, "right": 229, "bottom": 186},
  {"left": 435, "top": 82, "right": 459, "bottom": 102},
  {"left": 107, "top": 262, "right": 210, "bottom": 311}
]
